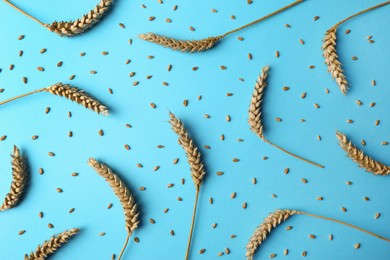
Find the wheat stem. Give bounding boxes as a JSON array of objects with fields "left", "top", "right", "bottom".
[
  {"left": 140, "top": 0, "right": 304, "bottom": 53},
  {"left": 0, "top": 88, "right": 44, "bottom": 106},
  {"left": 185, "top": 189, "right": 200, "bottom": 260},
  {"left": 334, "top": 0, "right": 390, "bottom": 28},
  {"left": 221, "top": 0, "right": 303, "bottom": 38},
  {"left": 299, "top": 211, "right": 390, "bottom": 243},
  {"left": 3, "top": 0, "right": 45, "bottom": 26},
  {"left": 264, "top": 138, "right": 324, "bottom": 168},
  {"left": 118, "top": 233, "right": 131, "bottom": 260}
]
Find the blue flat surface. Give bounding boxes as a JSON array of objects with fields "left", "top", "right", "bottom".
[{"left": 1, "top": 0, "right": 390, "bottom": 259}]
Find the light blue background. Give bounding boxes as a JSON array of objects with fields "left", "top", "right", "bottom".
[{"left": 1, "top": 0, "right": 390, "bottom": 259}]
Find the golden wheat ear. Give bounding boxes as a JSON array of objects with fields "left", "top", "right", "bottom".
[
  {"left": 246, "top": 209, "right": 390, "bottom": 260},
  {"left": 336, "top": 131, "right": 390, "bottom": 176},
  {"left": 169, "top": 112, "right": 206, "bottom": 260},
  {"left": 139, "top": 0, "right": 303, "bottom": 53},
  {"left": 322, "top": 1, "right": 390, "bottom": 94},
  {"left": 0, "top": 145, "right": 28, "bottom": 211},
  {"left": 139, "top": 33, "right": 222, "bottom": 53},
  {"left": 4, "top": 0, "right": 113, "bottom": 37},
  {"left": 248, "top": 66, "right": 324, "bottom": 168},
  {"left": 88, "top": 158, "right": 139, "bottom": 260},
  {"left": 0, "top": 83, "right": 109, "bottom": 116},
  {"left": 25, "top": 228, "right": 80, "bottom": 259}
]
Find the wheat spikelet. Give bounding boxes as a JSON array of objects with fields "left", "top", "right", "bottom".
[
  {"left": 247, "top": 66, "right": 324, "bottom": 168},
  {"left": 169, "top": 112, "right": 205, "bottom": 191},
  {"left": 25, "top": 228, "right": 80, "bottom": 260},
  {"left": 248, "top": 66, "right": 269, "bottom": 140},
  {"left": 139, "top": 33, "right": 222, "bottom": 53},
  {"left": 246, "top": 210, "right": 298, "bottom": 260},
  {"left": 0, "top": 145, "right": 28, "bottom": 211},
  {"left": 336, "top": 131, "right": 390, "bottom": 175},
  {"left": 44, "top": 83, "right": 109, "bottom": 115},
  {"left": 88, "top": 158, "right": 139, "bottom": 260},
  {"left": 0, "top": 83, "right": 109, "bottom": 116},
  {"left": 4, "top": 0, "right": 113, "bottom": 37},
  {"left": 322, "top": 27, "right": 348, "bottom": 94},
  {"left": 139, "top": 0, "right": 303, "bottom": 53}
]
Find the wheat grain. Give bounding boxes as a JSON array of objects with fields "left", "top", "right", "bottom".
[
  {"left": 0, "top": 83, "right": 109, "bottom": 116},
  {"left": 0, "top": 145, "right": 28, "bottom": 211},
  {"left": 248, "top": 66, "right": 324, "bottom": 168},
  {"left": 336, "top": 131, "right": 390, "bottom": 175},
  {"left": 139, "top": 0, "right": 303, "bottom": 53},
  {"left": 246, "top": 209, "right": 390, "bottom": 259},
  {"left": 169, "top": 112, "right": 205, "bottom": 191},
  {"left": 25, "top": 228, "right": 79, "bottom": 260},
  {"left": 322, "top": 1, "right": 390, "bottom": 94},
  {"left": 88, "top": 158, "right": 139, "bottom": 260},
  {"left": 5, "top": 0, "right": 113, "bottom": 37}
]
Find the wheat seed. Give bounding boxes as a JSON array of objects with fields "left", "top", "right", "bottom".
[
  {"left": 139, "top": 0, "right": 303, "bottom": 53},
  {"left": 0, "top": 146, "right": 28, "bottom": 211},
  {"left": 88, "top": 158, "right": 139, "bottom": 260},
  {"left": 25, "top": 228, "right": 80, "bottom": 259},
  {"left": 0, "top": 83, "right": 109, "bottom": 116},
  {"left": 336, "top": 131, "right": 390, "bottom": 175},
  {"left": 5, "top": 0, "right": 114, "bottom": 37}
]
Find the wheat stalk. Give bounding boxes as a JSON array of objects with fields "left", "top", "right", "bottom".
[
  {"left": 4, "top": 0, "right": 113, "bottom": 37},
  {"left": 0, "top": 145, "right": 28, "bottom": 211},
  {"left": 88, "top": 158, "right": 139, "bottom": 260},
  {"left": 246, "top": 209, "right": 390, "bottom": 260},
  {"left": 248, "top": 66, "right": 324, "bottom": 168},
  {"left": 25, "top": 228, "right": 80, "bottom": 260},
  {"left": 139, "top": 0, "right": 303, "bottom": 53},
  {"left": 336, "top": 131, "right": 390, "bottom": 176},
  {"left": 246, "top": 209, "right": 298, "bottom": 260},
  {"left": 169, "top": 112, "right": 205, "bottom": 260},
  {"left": 0, "top": 83, "right": 109, "bottom": 116},
  {"left": 322, "top": 1, "right": 390, "bottom": 94}
]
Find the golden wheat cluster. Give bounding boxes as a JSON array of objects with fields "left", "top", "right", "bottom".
[{"left": 2, "top": 0, "right": 390, "bottom": 259}]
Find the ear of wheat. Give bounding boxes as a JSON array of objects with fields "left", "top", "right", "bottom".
[
  {"left": 139, "top": 0, "right": 303, "bottom": 53},
  {"left": 322, "top": 27, "right": 348, "bottom": 95},
  {"left": 248, "top": 66, "right": 324, "bottom": 168},
  {"left": 246, "top": 209, "right": 298, "bottom": 260},
  {"left": 4, "top": 0, "right": 113, "bottom": 37},
  {"left": 322, "top": 1, "right": 390, "bottom": 94},
  {"left": 336, "top": 131, "right": 390, "bottom": 176},
  {"left": 139, "top": 33, "right": 222, "bottom": 53},
  {"left": 169, "top": 112, "right": 205, "bottom": 260},
  {"left": 25, "top": 228, "right": 80, "bottom": 260},
  {"left": 0, "top": 145, "right": 28, "bottom": 211},
  {"left": 246, "top": 209, "right": 390, "bottom": 260},
  {"left": 0, "top": 83, "right": 109, "bottom": 116},
  {"left": 88, "top": 158, "right": 139, "bottom": 260}
]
